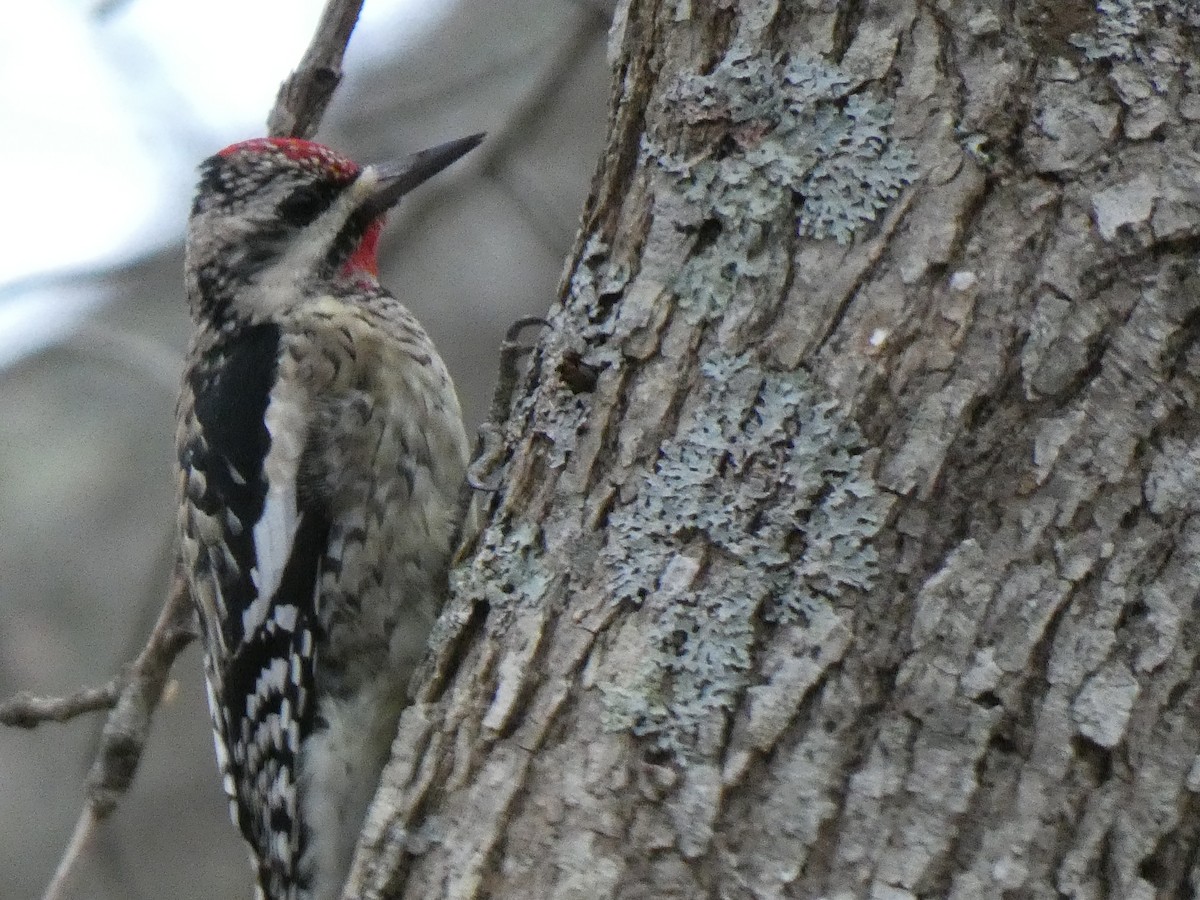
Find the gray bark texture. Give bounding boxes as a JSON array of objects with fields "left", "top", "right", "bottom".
[{"left": 346, "top": 1, "right": 1200, "bottom": 898}]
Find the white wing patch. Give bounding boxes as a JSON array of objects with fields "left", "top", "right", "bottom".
[
  {"left": 243, "top": 370, "right": 310, "bottom": 639},
  {"left": 244, "top": 486, "right": 300, "bottom": 635}
]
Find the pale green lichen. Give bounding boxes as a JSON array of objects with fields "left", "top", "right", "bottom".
[
  {"left": 1071, "top": 0, "right": 1155, "bottom": 61},
  {"left": 451, "top": 521, "right": 552, "bottom": 619},
  {"left": 652, "top": 49, "right": 916, "bottom": 247},
  {"left": 1070, "top": 0, "right": 1197, "bottom": 63},
  {"left": 643, "top": 50, "right": 915, "bottom": 324},
  {"left": 599, "top": 351, "right": 887, "bottom": 758},
  {"left": 565, "top": 236, "right": 630, "bottom": 334},
  {"left": 537, "top": 392, "right": 589, "bottom": 469},
  {"left": 600, "top": 565, "right": 758, "bottom": 753}
]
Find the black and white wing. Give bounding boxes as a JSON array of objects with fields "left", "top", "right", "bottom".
[{"left": 177, "top": 323, "right": 328, "bottom": 899}]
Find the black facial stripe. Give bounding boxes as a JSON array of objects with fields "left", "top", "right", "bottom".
[
  {"left": 324, "top": 206, "right": 377, "bottom": 272},
  {"left": 238, "top": 228, "right": 292, "bottom": 272},
  {"left": 276, "top": 180, "right": 345, "bottom": 229}
]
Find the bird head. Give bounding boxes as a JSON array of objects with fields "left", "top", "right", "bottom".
[{"left": 185, "top": 134, "right": 483, "bottom": 325}]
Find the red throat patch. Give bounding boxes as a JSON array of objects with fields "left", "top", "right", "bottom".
[{"left": 343, "top": 218, "right": 384, "bottom": 278}]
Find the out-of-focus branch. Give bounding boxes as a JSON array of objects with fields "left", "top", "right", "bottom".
[
  {"left": 91, "top": 0, "right": 135, "bottom": 21},
  {"left": 390, "top": 5, "right": 609, "bottom": 246},
  {"left": 22, "top": 573, "right": 199, "bottom": 900},
  {"left": 42, "top": 806, "right": 99, "bottom": 900},
  {"left": 83, "top": 573, "right": 197, "bottom": 818},
  {"left": 64, "top": 322, "right": 183, "bottom": 395},
  {"left": 3, "top": 2, "right": 366, "bottom": 896},
  {"left": 0, "top": 682, "right": 121, "bottom": 728},
  {"left": 5, "top": 571, "right": 197, "bottom": 900},
  {"left": 0, "top": 572, "right": 193, "bottom": 736},
  {"left": 483, "top": 165, "right": 578, "bottom": 255},
  {"left": 267, "top": 0, "right": 366, "bottom": 139}
]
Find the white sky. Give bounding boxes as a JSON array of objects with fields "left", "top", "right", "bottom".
[{"left": 0, "top": 0, "right": 447, "bottom": 365}]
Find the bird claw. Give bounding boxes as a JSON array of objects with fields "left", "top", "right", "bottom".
[{"left": 466, "top": 424, "right": 507, "bottom": 492}]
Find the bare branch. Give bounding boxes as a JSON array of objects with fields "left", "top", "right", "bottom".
[
  {"left": 85, "top": 572, "right": 197, "bottom": 818},
  {"left": 7, "top": 570, "right": 196, "bottom": 900},
  {"left": 41, "top": 807, "right": 98, "bottom": 900},
  {"left": 267, "top": 0, "right": 366, "bottom": 139},
  {"left": 0, "top": 682, "right": 121, "bottom": 729},
  {"left": 389, "top": 5, "right": 609, "bottom": 246}
]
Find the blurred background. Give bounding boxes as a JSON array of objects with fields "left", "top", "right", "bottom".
[{"left": 0, "top": 0, "right": 611, "bottom": 895}]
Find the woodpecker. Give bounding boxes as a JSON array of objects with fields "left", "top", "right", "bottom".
[{"left": 175, "top": 134, "right": 481, "bottom": 900}]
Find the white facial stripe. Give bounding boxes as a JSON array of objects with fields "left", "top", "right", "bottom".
[
  {"left": 249, "top": 174, "right": 377, "bottom": 316},
  {"left": 244, "top": 363, "right": 309, "bottom": 641}
]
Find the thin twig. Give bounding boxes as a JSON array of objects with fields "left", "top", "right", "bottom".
[
  {"left": 0, "top": 682, "right": 122, "bottom": 728},
  {"left": 267, "top": 0, "right": 366, "bottom": 139},
  {"left": 41, "top": 807, "right": 98, "bottom": 900},
  {"left": 5, "top": 571, "right": 195, "bottom": 900}
]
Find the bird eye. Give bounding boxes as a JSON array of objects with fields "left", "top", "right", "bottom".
[{"left": 277, "top": 184, "right": 337, "bottom": 228}]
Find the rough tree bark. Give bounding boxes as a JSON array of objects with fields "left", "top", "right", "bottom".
[{"left": 346, "top": 1, "right": 1200, "bottom": 898}]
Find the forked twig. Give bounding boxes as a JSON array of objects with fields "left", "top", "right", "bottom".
[
  {"left": 84, "top": 573, "right": 197, "bottom": 819},
  {"left": 0, "top": 682, "right": 121, "bottom": 729},
  {"left": 12, "top": 571, "right": 197, "bottom": 900}
]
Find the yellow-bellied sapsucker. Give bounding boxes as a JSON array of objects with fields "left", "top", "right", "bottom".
[{"left": 176, "top": 134, "right": 481, "bottom": 900}]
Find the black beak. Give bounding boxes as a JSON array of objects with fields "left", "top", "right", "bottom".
[{"left": 363, "top": 133, "right": 485, "bottom": 217}]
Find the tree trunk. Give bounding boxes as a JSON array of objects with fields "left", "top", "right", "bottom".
[{"left": 347, "top": 1, "right": 1200, "bottom": 897}]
